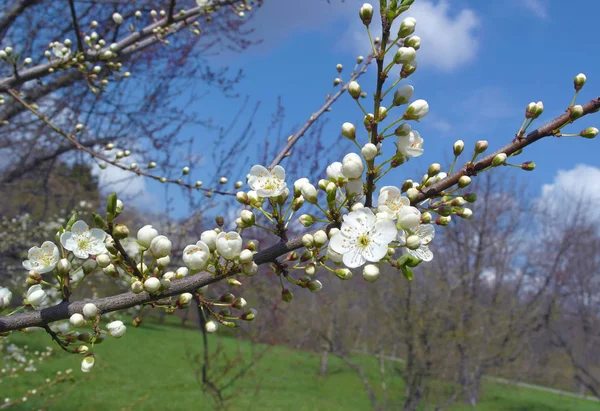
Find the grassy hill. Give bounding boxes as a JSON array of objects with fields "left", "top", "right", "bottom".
[{"left": 1, "top": 319, "right": 597, "bottom": 410}]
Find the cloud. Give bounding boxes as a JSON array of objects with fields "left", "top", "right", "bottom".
[
  {"left": 342, "top": 0, "right": 481, "bottom": 72},
  {"left": 521, "top": 0, "right": 549, "bottom": 19},
  {"left": 538, "top": 164, "right": 600, "bottom": 222},
  {"left": 91, "top": 157, "right": 156, "bottom": 208}
]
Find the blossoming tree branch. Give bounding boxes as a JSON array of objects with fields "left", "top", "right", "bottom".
[{"left": 1, "top": 0, "right": 599, "bottom": 374}]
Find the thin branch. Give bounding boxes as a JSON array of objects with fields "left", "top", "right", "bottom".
[
  {"left": 268, "top": 55, "right": 375, "bottom": 170},
  {"left": 7, "top": 89, "right": 236, "bottom": 196},
  {"left": 67, "top": 0, "right": 85, "bottom": 53}
]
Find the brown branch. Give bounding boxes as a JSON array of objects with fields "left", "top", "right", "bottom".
[
  {"left": 413, "top": 97, "right": 600, "bottom": 205},
  {"left": 6, "top": 89, "right": 236, "bottom": 196},
  {"left": 0, "top": 0, "right": 243, "bottom": 92},
  {"left": 268, "top": 56, "right": 375, "bottom": 170}
]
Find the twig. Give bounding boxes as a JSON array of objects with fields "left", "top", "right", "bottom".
[{"left": 67, "top": 0, "right": 85, "bottom": 53}]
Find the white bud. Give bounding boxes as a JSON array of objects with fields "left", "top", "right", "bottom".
[
  {"left": 404, "top": 99, "right": 429, "bottom": 120},
  {"left": 96, "top": 254, "right": 111, "bottom": 268},
  {"left": 342, "top": 153, "right": 364, "bottom": 179},
  {"left": 239, "top": 249, "right": 253, "bottom": 264},
  {"left": 149, "top": 235, "right": 172, "bottom": 258},
  {"left": 144, "top": 277, "right": 161, "bottom": 293},
  {"left": 176, "top": 267, "right": 189, "bottom": 279},
  {"left": 393, "top": 85, "right": 414, "bottom": 106},
  {"left": 137, "top": 225, "right": 158, "bottom": 248},
  {"left": 112, "top": 13, "right": 123, "bottom": 24},
  {"left": 361, "top": 143, "right": 378, "bottom": 161},
  {"left": 394, "top": 47, "right": 416, "bottom": 64},
  {"left": 69, "top": 313, "right": 85, "bottom": 328},
  {"left": 82, "top": 303, "right": 98, "bottom": 319},
  {"left": 131, "top": 281, "right": 144, "bottom": 293},
  {"left": 205, "top": 320, "right": 218, "bottom": 333},
  {"left": 107, "top": 320, "right": 126, "bottom": 338},
  {"left": 313, "top": 230, "right": 328, "bottom": 247},
  {"left": 363, "top": 264, "right": 380, "bottom": 282},
  {"left": 342, "top": 122, "right": 356, "bottom": 140}
]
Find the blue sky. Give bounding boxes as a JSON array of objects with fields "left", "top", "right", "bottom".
[{"left": 107, "top": 0, "right": 600, "bottom": 217}]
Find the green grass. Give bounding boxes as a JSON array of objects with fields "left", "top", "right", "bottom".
[{"left": 1, "top": 320, "right": 597, "bottom": 410}]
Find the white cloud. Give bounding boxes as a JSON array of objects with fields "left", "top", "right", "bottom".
[
  {"left": 91, "top": 158, "right": 155, "bottom": 208},
  {"left": 342, "top": 0, "right": 480, "bottom": 72},
  {"left": 521, "top": 0, "right": 549, "bottom": 19},
  {"left": 538, "top": 164, "right": 600, "bottom": 222}
]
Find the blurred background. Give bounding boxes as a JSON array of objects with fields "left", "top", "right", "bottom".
[{"left": 1, "top": 0, "right": 599, "bottom": 409}]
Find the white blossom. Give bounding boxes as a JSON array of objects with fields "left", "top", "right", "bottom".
[
  {"left": 404, "top": 99, "right": 429, "bottom": 120},
  {"left": 0, "top": 287, "right": 13, "bottom": 309},
  {"left": 205, "top": 320, "right": 218, "bottom": 333},
  {"left": 82, "top": 303, "right": 98, "bottom": 319},
  {"left": 149, "top": 235, "right": 172, "bottom": 258},
  {"left": 376, "top": 186, "right": 410, "bottom": 220},
  {"left": 326, "top": 162, "right": 347, "bottom": 185},
  {"left": 329, "top": 208, "right": 397, "bottom": 268},
  {"left": 247, "top": 165, "right": 287, "bottom": 198},
  {"left": 182, "top": 241, "right": 210, "bottom": 270},
  {"left": 341, "top": 153, "right": 364, "bottom": 179},
  {"left": 60, "top": 221, "right": 106, "bottom": 259},
  {"left": 363, "top": 264, "right": 380, "bottom": 282},
  {"left": 69, "top": 313, "right": 85, "bottom": 328},
  {"left": 137, "top": 225, "right": 158, "bottom": 248},
  {"left": 397, "top": 130, "right": 424, "bottom": 158},
  {"left": 52, "top": 43, "right": 70, "bottom": 59},
  {"left": 144, "top": 277, "right": 161, "bottom": 293},
  {"left": 397, "top": 206, "right": 422, "bottom": 230},
  {"left": 399, "top": 224, "right": 435, "bottom": 262},
  {"left": 201, "top": 230, "right": 218, "bottom": 251},
  {"left": 216, "top": 232, "right": 243, "bottom": 260},
  {"left": 107, "top": 320, "right": 126, "bottom": 338},
  {"left": 22, "top": 241, "right": 59, "bottom": 274},
  {"left": 81, "top": 355, "right": 95, "bottom": 373},
  {"left": 26, "top": 285, "right": 47, "bottom": 307}
]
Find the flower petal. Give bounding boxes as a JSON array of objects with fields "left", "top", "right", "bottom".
[
  {"left": 328, "top": 232, "right": 351, "bottom": 254},
  {"left": 342, "top": 247, "right": 366, "bottom": 268},
  {"left": 71, "top": 220, "right": 89, "bottom": 234}
]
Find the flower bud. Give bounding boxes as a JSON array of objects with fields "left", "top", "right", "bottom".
[
  {"left": 401, "top": 61, "right": 418, "bottom": 78},
  {"left": 313, "top": 230, "right": 328, "bottom": 247},
  {"left": 81, "top": 355, "right": 95, "bottom": 373},
  {"left": 393, "top": 85, "right": 414, "bottom": 106},
  {"left": 394, "top": 47, "right": 416, "bottom": 64},
  {"left": 475, "top": 140, "right": 488, "bottom": 154},
  {"left": 342, "top": 122, "right": 356, "bottom": 140},
  {"left": 205, "top": 320, "right": 219, "bottom": 333},
  {"left": 521, "top": 161, "right": 536, "bottom": 171},
  {"left": 149, "top": 235, "right": 172, "bottom": 258},
  {"left": 57, "top": 258, "right": 71, "bottom": 275},
  {"left": 301, "top": 183, "right": 318, "bottom": 204},
  {"left": 406, "top": 235, "right": 421, "bottom": 250},
  {"left": 453, "top": 140, "right": 464, "bottom": 156},
  {"left": 395, "top": 123, "right": 411, "bottom": 137},
  {"left": 82, "top": 303, "right": 98, "bottom": 319},
  {"left": 302, "top": 234, "right": 315, "bottom": 248},
  {"left": 299, "top": 214, "right": 316, "bottom": 227},
  {"left": 427, "top": 163, "right": 441, "bottom": 177},
  {"left": 580, "top": 127, "right": 598, "bottom": 139},
  {"left": 112, "top": 13, "right": 123, "bottom": 24},
  {"left": 361, "top": 143, "right": 378, "bottom": 161},
  {"left": 457, "top": 208, "right": 473, "bottom": 219},
  {"left": 241, "top": 308, "right": 258, "bottom": 321},
  {"left": 242, "top": 262, "right": 258, "bottom": 276},
  {"left": 464, "top": 193, "right": 477, "bottom": 203},
  {"left": 342, "top": 153, "right": 364, "bottom": 179},
  {"left": 305, "top": 264, "right": 316, "bottom": 276},
  {"left": 239, "top": 249, "right": 253, "bottom": 264},
  {"left": 156, "top": 256, "right": 170, "bottom": 268},
  {"left": 282, "top": 289, "right": 294, "bottom": 303},
  {"left": 399, "top": 17, "right": 417, "bottom": 37},
  {"left": 406, "top": 187, "right": 419, "bottom": 202},
  {"left": 137, "top": 225, "right": 158, "bottom": 248},
  {"left": 131, "top": 281, "right": 143, "bottom": 293},
  {"left": 113, "top": 224, "right": 129, "bottom": 240},
  {"left": 363, "top": 264, "right": 380, "bottom": 282},
  {"left": 574, "top": 73, "right": 586, "bottom": 91},
  {"left": 70, "top": 313, "right": 86, "bottom": 328},
  {"left": 359, "top": 3, "right": 374, "bottom": 25},
  {"left": 103, "top": 264, "right": 117, "bottom": 278},
  {"left": 144, "top": 277, "right": 161, "bottom": 293},
  {"left": 421, "top": 211, "right": 432, "bottom": 224},
  {"left": 492, "top": 153, "right": 507, "bottom": 167},
  {"left": 107, "top": 320, "right": 126, "bottom": 338},
  {"left": 292, "top": 196, "right": 305, "bottom": 211},
  {"left": 240, "top": 209, "right": 255, "bottom": 226},
  {"left": 570, "top": 105, "right": 584, "bottom": 120},
  {"left": 348, "top": 81, "right": 361, "bottom": 99},
  {"left": 335, "top": 268, "right": 353, "bottom": 280},
  {"left": 176, "top": 266, "right": 189, "bottom": 278},
  {"left": 405, "top": 35, "right": 421, "bottom": 50},
  {"left": 178, "top": 293, "right": 193, "bottom": 307},
  {"left": 437, "top": 216, "right": 452, "bottom": 226},
  {"left": 403, "top": 99, "right": 429, "bottom": 120},
  {"left": 308, "top": 280, "right": 323, "bottom": 293}
]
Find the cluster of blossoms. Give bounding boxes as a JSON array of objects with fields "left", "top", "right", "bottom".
[{"left": 1, "top": 0, "right": 597, "bottom": 378}]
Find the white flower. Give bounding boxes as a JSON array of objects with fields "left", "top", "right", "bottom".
[
  {"left": 346, "top": 178, "right": 363, "bottom": 196},
  {"left": 60, "top": 221, "right": 106, "bottom": 259},
  {"left": 182, "top": 241, "right": 210, "bottom": 270},
  {"left": 22, "top": 241, "right": 59, "bottom": 274},
  {"left": 329, "top": 208, "right": 397, "bottom": 268},
  {"left": 200, "top": 230, "right": 218, "bottom": 251},
  {"left": 397, "top": 130, "right": 424, "bottom": 158},
  {"left": 149, "top": 235, "right": 171, "bottom": 258},
  {"left": 247, "top": 165, "right": 287, "bottom": 198},
  {"left": 376, "top": 186, "right": 410, "bottom": 220},
  {"left": 397, "top": 206, "right": 421, "bottom": 230},
  {"left": 216, "top": 232, "right": 243, "bottom": 260},
  {"left": 399, "top": 224, "right": 435, "bottom": 262},
  {"left": 137, "top": 225, "right": 158, "bottom": 248},
  {"left": 107, "top": 320, "right": 126, "bottom": 338},
  {"left": 26, "top": 285, "right": 47, "bottom": 307},
  {"left": 0, "top": 287, "right": 12, "bottom": 309},
  {"left": 205, "top": 320, "right": 218, "bottom": 333},
  {"left": 82, "top": 303, "right": 98, "bottom": 319},
  {"left": 326, "top": 162, "right": 348, "bottom": 185},
  {"left": 69, "top": 313, "right": 85, "bottom": 328},
  {"left": 81, "top": 355, "right": 95, "bottom": 373},
  {"left": 404, "top": 99, "right": 429, "bottom": 120},
  {"left": 52, "top": 43, "right": 70, "bottom": 59},
  {"left": 341, "top": 153, "right": 364, "bottom": 179}
]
